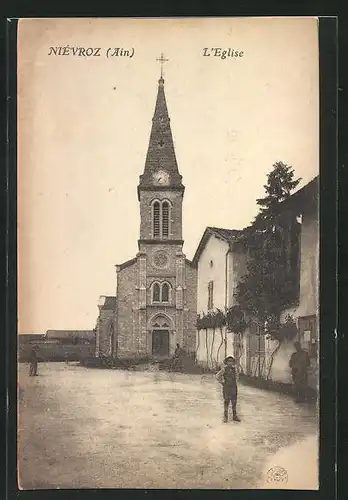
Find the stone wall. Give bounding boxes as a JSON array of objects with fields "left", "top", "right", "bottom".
[
  {"left": 97, "top": 309, "right": 114, "bottom": 357},
  {"left": 116, "top": 259, "right": 139, "bottom": 358},
  {"left": 184, "top": 261, "right": 197, "bottom": 353}
]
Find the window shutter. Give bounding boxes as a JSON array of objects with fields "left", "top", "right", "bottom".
[
  {"left": 153, "top": 202, "right": 160, "bottom": 237},
  {"left": 162, "top": 202, "right": 169, "bottom": 237}
]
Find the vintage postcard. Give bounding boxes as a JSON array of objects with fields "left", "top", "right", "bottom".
[{"left": 17, "top": 17, "right": 319, "bottom": 490}]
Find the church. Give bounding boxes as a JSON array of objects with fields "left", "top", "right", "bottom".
[{"left": 96, "top": 68, "right": 197, "bottom": 360}]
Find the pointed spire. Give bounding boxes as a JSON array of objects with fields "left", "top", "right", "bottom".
[{"left": 138, "top": 73, "right": 183, "bottom": 192}]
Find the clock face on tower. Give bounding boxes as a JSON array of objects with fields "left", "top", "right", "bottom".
[{"left": 153, "top": 170, "right": 170, "bottom": 185}]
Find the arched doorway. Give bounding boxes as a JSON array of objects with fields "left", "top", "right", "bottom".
[{"left": 150, "top": 314, "right": 171, "bottom": 357}]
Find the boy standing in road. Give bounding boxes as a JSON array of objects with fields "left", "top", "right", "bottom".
[{"left": 216, "top": 356, "right": 241, "bottom": 423}]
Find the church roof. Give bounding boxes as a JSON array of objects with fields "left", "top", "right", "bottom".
[
  {"left": 100, "top": 296, "right": 116, "bottom": 311},
  {"left": 116, "top": 257, "right": 137, "bottom": 272},
  {"left": 138, "top": 77, "right": 183, "bottom": 192},
  {"left": 191, "top": 227, "right": 243, "bottom": 267}
]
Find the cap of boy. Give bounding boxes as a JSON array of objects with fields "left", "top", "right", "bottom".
[{"left": 224, "top": 355, "right": 235, "bottom": 363}]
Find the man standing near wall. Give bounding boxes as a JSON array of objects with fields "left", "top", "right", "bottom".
[
  {"left": 172, "top": 343, "right": 184, "bottom": 372},
  {"left": 29, "top": 347, "right": 38, "bottom": 376},
  {"left": 289, "top": 342, "right": 310, "bottom": 402}
]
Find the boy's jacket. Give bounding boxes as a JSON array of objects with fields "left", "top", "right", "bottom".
[{"left": 216, "top": 365, "right": 238, "bottom": 386}]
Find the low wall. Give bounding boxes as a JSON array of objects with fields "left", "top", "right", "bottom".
[
  {"left": 239, "top": 375, "right": 317, "bottom": 402},
  {"left": 81, "top": 354, "right": 208, "bottom": 374},
  {"left": 267, "top": 339, "right": 295, "bottom": 384},
  {"left": 266, "top": 339, "right": 317, "bottom": 391},
  {"left": 195, "top": 330, "right": 317, "bottom": 392},
  {"left": 18, "top": 343, "right": 95, "bottom": 362}
]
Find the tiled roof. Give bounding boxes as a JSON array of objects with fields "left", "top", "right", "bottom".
[
  {"left": 207, "top": 227, "right": 243, "bottom": 241},
  {"left": 192, "top": 226, "right": 243, "bottom": 267}
]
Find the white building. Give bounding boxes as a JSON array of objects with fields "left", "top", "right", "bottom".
[
  {"left": 193, "top": 177, "right": 319, "bottom": 392},
  {"left": 192, "top": 227, "right": 247, "bottom": 370}
]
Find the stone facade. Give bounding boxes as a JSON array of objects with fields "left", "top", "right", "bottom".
[
  {"left": 95, "top": 297, "right": 116, "bottom": 358},
  {"left": 97, "top": 76, "right": 197, "bottom": 360}
]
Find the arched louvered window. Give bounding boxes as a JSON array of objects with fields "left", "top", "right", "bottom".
[
  {"left": 162, "top": 201, "right": 169, "bottom": 238},
  {"left": 153, "top": 202, "right": 160, "bottom": 237},
  {"left": 162, "top": 283, "right": 169, "bottom": 302},
  {"left": 152, "top": 283, "right": 160, "bottom": 302}
]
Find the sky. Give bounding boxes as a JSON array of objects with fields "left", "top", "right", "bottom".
[{"left": 18, "top": 17, "right": 319, "bottom": 333}]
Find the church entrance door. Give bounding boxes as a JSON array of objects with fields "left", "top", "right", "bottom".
[{"left": 152, "top": 330, "right": 169, "bottom": 357}]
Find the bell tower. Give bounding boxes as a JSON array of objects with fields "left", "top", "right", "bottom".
[
  {"left": 114, "top": 56, "right": 196, "bottom": 362},
  {"left": 136, "top": 56, "right": 188, "bottom": 356},
  {"left": 138, "top": 69, "right": 184, "bottom": 244}
]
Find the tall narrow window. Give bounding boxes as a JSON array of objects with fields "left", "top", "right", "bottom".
[
  {"left": 162, "top": 201, "right": 169, "bottom": 237},
  {"left": 153, "top": 283, "right": 160, "bottom": 302},
  {"left": 208, "top": 281, "right": 214, "bottom": 310},
  {"left": 153, "top": 202, "right": 160, "bottom": 237},
  {"left": 162, "top": 283, "right": 169, "bottom": 302}
]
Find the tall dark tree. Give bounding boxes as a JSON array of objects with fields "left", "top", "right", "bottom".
[
  {"left": 254, "top": 161, "right": 301, "bottom": 227},
  {"left": 235, "top": 162, "right": 301, "bottom": 328}
]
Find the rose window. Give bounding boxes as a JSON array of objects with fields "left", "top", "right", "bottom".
[{"left": 153, "top": 251, "right": 169, "bottom": 268}]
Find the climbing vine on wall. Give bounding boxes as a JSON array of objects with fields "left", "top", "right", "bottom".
[
  {"left": 225, "top": 305, "right": 248, "bottom": 335},
  {"left": 197, "top": 307, "right": 298, "bottom": 344}
]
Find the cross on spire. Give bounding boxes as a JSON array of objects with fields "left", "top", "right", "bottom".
[{"left": 156, "top": 52, "right": 169, "bottom": 79}]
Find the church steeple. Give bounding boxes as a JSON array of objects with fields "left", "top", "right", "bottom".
[{"left": 138, "top": 71, "right": 184, "bottom": 197}]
